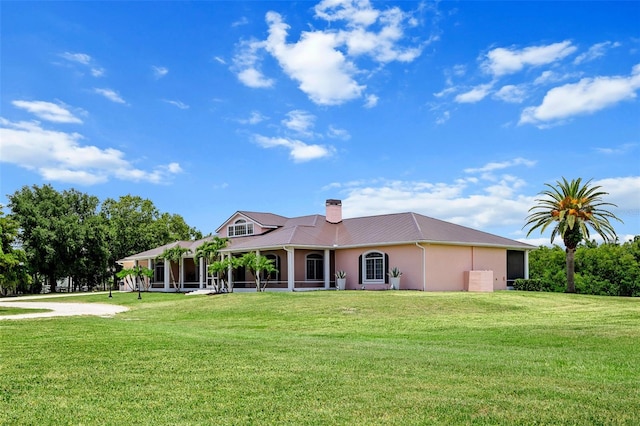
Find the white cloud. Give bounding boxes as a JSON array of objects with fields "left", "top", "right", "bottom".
[
  {"left": 327, "top": 125, "right": 351, "bottom": 140},
  {"left": 233, "top": 39, "right": 275, "bottom": 88},
  {"left": 533, "top": 70, "right": 582, "bottom": 86},
  {"left": 520, "top": 64, "right": 640, "bottom": 125},
  {"left": 455, "top": 83, "right": 493, "bottom": 103},
  {"left": 238, "top": 111, "right": 267, "bottom": 125},
  {"left": 59, "top": 52, "right": 104, "bottom": 77},
  {"left": 482, "top": 41, "right": 576, "bottom": 77},
  {"left": 433, "top": 86, "right": 456, "bottom": 98},
  {"left": 91, "top": 68, "right": 105, "bottom": 77},
  {"left": 332, "top": 176, "right": 534, "bottom": 231},
  {"left": 152, "top": 65, "right": 169, "bottom": 78},
  {"left": 163, "top": 100, "right": 189, "bottom": 109},
  {"left": 253, "top": 134, "right": 334, "bottom": 162},
  {"left": 282, "top": 110, "right": 315, "bottom": 135},
  {"left": 464, "top": 157, "right": 537, "bottom": 174},
  {"left": 493, "top": 84, "right": 527, "bottom": 103},
  {"left": 264, "top": 11, "right": 365, "bottom": 105},
  {"left": 213, "top": 56, "right": 226, "bottom": 65},
  {"left": 594, "top": 176, "right": 640, "bottom": 214},
  {"left": 364, "top": 94, "right": 379, "bottom": 108},
  {"left": 435, "top": 110, "right": 450, "bottom": 125},
  {"left": 167, "top": 162, "right": 182, "bottom": 174},
  {"left": 328, "top": 5, "right": 423, "bottom": 63},
  {"left": 238, "top": 68, "right": 275, "bottom": 88},
  {"left": 232, "top": 16, "right": 249, "bottom": 27},
  {"left": 60, "top": 52, "right": 92, "bottom": 65},
  {"left": 94, "top": 88, "right": 126, "bottom": 104},
  {"left": 233, "top": 0, "right": 425, "bottom": 106},
  {"left": 595, "top": 143, "right": 637, "bottom": 155},
  {"left": 574, "top": 41, "right": 621, "bottom": 65},
  {"left": 12, "top": 100, "right": 83, "bottom": 124},
  {"left": 0, "top": 118, "right": 180, "bottom": 185}
]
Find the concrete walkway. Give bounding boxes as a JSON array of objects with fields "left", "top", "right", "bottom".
[{"left": 0, "top": 292, "right": 128, "bottom": 320}]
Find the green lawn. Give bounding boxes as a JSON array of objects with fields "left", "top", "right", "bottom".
[
  {"left": 0, "top": 306, "right": 51, "bottom": 316},
  {"left": 1, "top": 291, "right": 638, "bottom": 425}
]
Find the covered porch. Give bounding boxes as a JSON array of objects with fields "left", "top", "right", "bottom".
[{"left": 221, "top": 247, "right": 337, "bottom": 292}]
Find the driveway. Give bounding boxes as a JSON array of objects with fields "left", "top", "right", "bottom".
[{"left": 0, "top": 292, "right": 129, "bottom": 320}]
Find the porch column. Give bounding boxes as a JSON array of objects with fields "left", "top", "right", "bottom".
[
  {"left": 256, "top": 250, "right": 261, "bottom": 290},
  {"left": 227, "top": 253, "right": 233, "bottom": 290},
  {"left": 134, "top": 260, "right": 139, "bottom": 292},
  {"left": 148, "top": 259, "right": 153, "bottom": 291},
  {"left": 199, "top": 258, "right": 204, "bottom": 289},
  {"left": 164, "top": 259, "right": 170, "bottom": 291},
  {"left": 524, "top": 250, "right": 530, "bottom": 279},
  {"left": 286, "top": 247, "right": 295, "bottom": 291},
  {"left": 324, "top": 249, "right": 330, "bottom": 289},
  {"left": 180, "top": 257, "right": 184, "bottom": 291}
]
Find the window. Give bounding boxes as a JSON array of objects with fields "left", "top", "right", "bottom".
[
  {"left": 306, "top": 253, "right": 324, "bottom": 281},
  {"left": 154, "top": 260, "right": 164, "bottom": 282},
  {"left": 228, "top": 219, "right": 254, "bottom": 237},
  {"left": 363, "top": 251, "right": 385, "bottom": 283},
  {"left": 265, "top": 254, "right": 280, "bottom": 281}
]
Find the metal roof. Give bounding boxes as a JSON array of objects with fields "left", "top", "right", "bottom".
[{"left": 121, "top": 211, "right": 534, "bottom": 261}]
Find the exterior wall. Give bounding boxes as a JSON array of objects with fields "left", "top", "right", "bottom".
[
  {"left": 471, "top": 247, "right": 507, "bottom": 290},
  {"left": 425, "top": 245, "right": 471, "bottom": 291},
  {"left": 424, "top": 245, "right": 508, "bottom": 291},
  {"left": 334, "top": 244, "right": 424, "bottom": 290}
]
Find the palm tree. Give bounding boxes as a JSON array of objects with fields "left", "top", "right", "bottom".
[
  {"left": 524, "top": 177, "right": 621, "bottom": 293},
  {"left": 194, "top": 237, "right": 229, "bottom": 291},
  {"left": 157, "top": 246, "right": 192, "bottom": 292}
]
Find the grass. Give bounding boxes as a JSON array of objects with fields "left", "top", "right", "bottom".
[
  {"left": 0, "top": 306, "right": 51, "bottom": 316},
  {"left": 1, "top": 291, "right": 638, "bottom": 425}
]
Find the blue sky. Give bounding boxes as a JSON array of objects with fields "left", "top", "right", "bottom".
[{"left": 1, "top": 1, "right": 639, "bottom": 245}]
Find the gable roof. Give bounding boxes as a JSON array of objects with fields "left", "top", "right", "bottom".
[
  {"left": 215, "top": 211, "right": 288, "bottom": 233},
  {"left": 221, "top": 212, "right": 533, "bottom": 252}
]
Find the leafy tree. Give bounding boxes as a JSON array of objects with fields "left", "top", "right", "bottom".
[
  {"left": 157, "top": 246, "right": 192, "bottom": 292},
  {"left": 576, "top": 243, "right": 640, "bottom": 296},
  {"left": 528, "top": 245, "right": 567, "bottom": 292},
  {"left": 60, "top": 189, "right": 108, "bottom": 291},
  {"left": 9, "top": 185, "right": 71, "bottom": 292},
  {"left": 101, "top": 195, "right": 201, "bottom": 279},
  {"left": 156, "top": 212, "right": 203, "bottom": 242},
  {"left": 525, "top": 178, "right": 621, "bottom": 293},
  {"left": 101, "top": 195, "right": 163, "bottom": 268},
  {"left": 239, "top": 252, "right": 278, "bottom": 292},
  {"left": 0, "top": 208, "right": 31, "bottom": 295}
]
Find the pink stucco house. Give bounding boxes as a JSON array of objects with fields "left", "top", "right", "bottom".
[{"left": 119, "top": 199, "right": 533, "bottom": 292}]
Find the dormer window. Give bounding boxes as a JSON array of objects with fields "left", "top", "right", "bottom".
[{"left": 228, "top": 219, "right": 254, "bottom": 237}]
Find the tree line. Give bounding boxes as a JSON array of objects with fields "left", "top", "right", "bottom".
[
  {"left": 1, "top": 184, "right": 202, "bottom": 295},
  {"left": 520, "top": 238, "right": 640, "bottom": 297}
]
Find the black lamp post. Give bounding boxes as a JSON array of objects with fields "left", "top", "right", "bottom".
[{"left": 137, "top": 267, "right": 142, "bottom": 300}]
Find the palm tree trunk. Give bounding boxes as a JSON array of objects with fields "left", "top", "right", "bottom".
[{"left": 565, "top": 247, "right": 576, "bottom": 293}]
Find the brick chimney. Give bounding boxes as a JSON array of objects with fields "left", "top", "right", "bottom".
[{"left": 325, "top": 199, "right": 342, "bottom": 224}]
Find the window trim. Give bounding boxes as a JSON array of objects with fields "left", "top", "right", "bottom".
[
  {"left": 228, "top": 219, "right": 254, "bottom": 237},
  {"left": 362, "top": 251, "right": 385, "bottom": 283}
]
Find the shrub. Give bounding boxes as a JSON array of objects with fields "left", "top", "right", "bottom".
[{"left": 513, "top": 279, "right": 543, "bottom": 291}]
